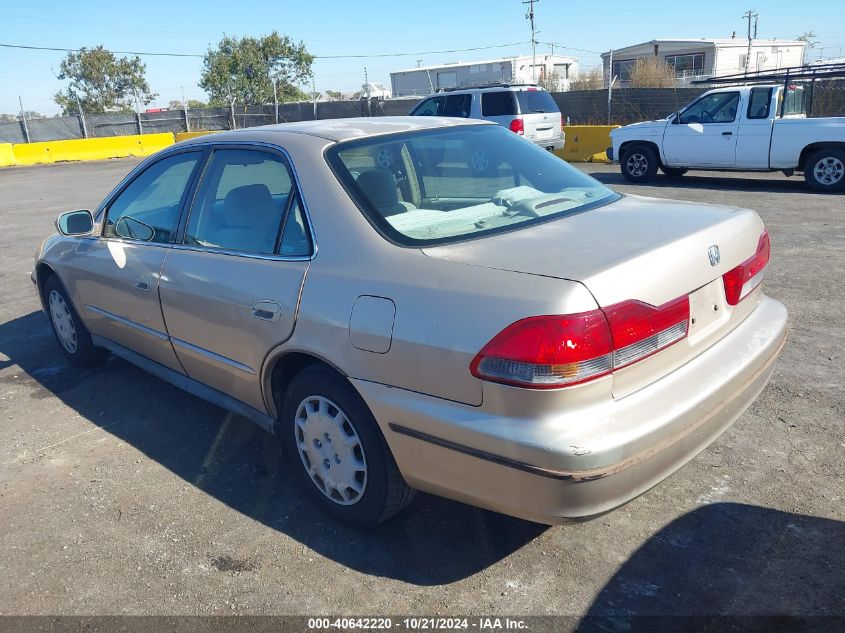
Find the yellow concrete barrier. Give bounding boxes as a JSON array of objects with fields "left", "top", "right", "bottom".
[
  {"left": 555, "top": 125, "right": 619, "bottom": 163},
  {"left": 0, "top": 143, "right": 14, "bottom": 167},
  {"left": 11, "top": 133, "right": 175, "bottom": 166},
  {"left": 174, "top": 130, "right": 219, "bottom": 143}
]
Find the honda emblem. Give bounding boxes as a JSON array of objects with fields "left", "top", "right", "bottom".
[{"left": 708, "top": 245, "right": 720, "bottom": 266}]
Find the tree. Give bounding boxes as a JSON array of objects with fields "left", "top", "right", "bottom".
[
  {"left": 538, "top": 70, "right": 563, "bottom": 93},
  {"left": 54, "top": 46, "right": 156, "bottom": 114},
  {"left": 796, "top": 31, "right": 818, "bottom": 63},
  {"left": 324, "top": 90, "right": 343, "bottom": 101},
  {"left": 200, "top": 32, "right": 313, "bottom": 106},
  {"left": 569, "top": 68, "right": 604, "bottom": 91},
  {"left": 628, "top": 58, "right": 676, "bottom": 88}
]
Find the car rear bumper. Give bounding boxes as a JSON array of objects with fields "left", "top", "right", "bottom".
[
  {"left": 353, "top": 295, "right": 787, "bottom": 524},
  {"left": 531, "top": 134, "right": 564, "bottom": 152}
]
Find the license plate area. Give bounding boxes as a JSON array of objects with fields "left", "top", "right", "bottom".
[{"left": 688, "top": 278, "right": 730, "bottom": 344}]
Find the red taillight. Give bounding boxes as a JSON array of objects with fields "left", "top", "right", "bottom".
[
  {"left": 722, "top": 230, "right": 770, "bottom": 306},
  {"left": 604, "top": 297, "right": 690, "bottom": 369},
  {"left": 471, "top": 295, "right": 691, "bottom": 389},
  {"left": 469, "top": 312, "right": 613, "bottom": 388},
  {"left": 509, "top": 118, "right": 525, "bottom": 135}
]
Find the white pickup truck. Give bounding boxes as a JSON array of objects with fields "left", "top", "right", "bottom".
[{"left": 608, "top": 84, "right": 845, "bottom": 192}]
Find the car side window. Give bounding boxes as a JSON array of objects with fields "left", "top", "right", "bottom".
[
  {"left": 185, "top": 148, "right": 308, "bottom": 256},
  {"left": 679, "top": 92, "right": 740, "bottom": 124},
  {"left": 412, "top": 96, "right": 444, "bottom": 116},
  {"left": 278, "top": 194, "right": 312, "bottom": 257},
  {"left": 104, "top": 152, "right": 201, "bottom": 243},
  {"left": 747, "top": 87, "right": 772, "bottom": 119},
  {"left": 481, "top": 91, "right": 516, "bottom": 116},
  {"left": 442, "top": 94, "right": 471, "bottom": 117}
]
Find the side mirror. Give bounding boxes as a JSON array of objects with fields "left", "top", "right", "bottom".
[{"left": 56, "top": 210, "right": 94, "bottom": 236}]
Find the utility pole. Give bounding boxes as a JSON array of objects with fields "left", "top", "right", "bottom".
[
  {"left": 523, "top": 0, "right": 538, "bottom": 81},
  {"left": 742, "top": 9, "right": 759, "bottom": 76}
]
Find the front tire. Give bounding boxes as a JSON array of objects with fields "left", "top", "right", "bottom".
[
  {"left": 281, "top": 364, "right": 415, "bottom": 527},
  {"left": 804, "top": 149, "right": 845, "bottom": 192},
  {"left": 43, "top": 275, "right": 107, "bottom": 366},
  {"left": 621, "top": 145, "right": 659, "bottom": 183}
]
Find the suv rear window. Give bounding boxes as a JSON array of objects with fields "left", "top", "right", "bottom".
[
  {"left": 481, "top": 91, "right": 516, "bottom": 116},
  {"left": 515, "top": 90, "right": 560, "bottom": 114}
]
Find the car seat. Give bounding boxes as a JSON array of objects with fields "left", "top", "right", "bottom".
[{"left": 356, "top": 169, "right": 416, "bottom": 217}]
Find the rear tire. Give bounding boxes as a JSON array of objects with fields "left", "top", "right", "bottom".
[
  {"left": 660, "top": 166, "right": 688, "bottom": 179},
  {"left": 43, "top": 275, "right": 107, "bottom": 367},
  {"left": 620, "top": 145, "right": 659, "bottom": 183},
  {"left": 281, "top": 364, "right": 415, "bottom": 527},
  {"left": 804, "top": 148, "right": 845, "bottom": 192}
]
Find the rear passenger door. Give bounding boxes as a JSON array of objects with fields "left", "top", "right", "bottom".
[{"left": 158, "top": 146, "right": 312, "bottom": 413}]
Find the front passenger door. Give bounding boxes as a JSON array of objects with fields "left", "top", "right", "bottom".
[
  {"left": 69, "top": 150, "right": 204, "bottom": 372},
  {"left": 159, "top": 147, "right": 312, "bottom": 413}
]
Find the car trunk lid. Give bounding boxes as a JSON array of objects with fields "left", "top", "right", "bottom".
[{"left": 423, "top": 194, "right": 767, "bottom": 396}]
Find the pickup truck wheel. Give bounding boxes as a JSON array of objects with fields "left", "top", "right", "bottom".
[
  {"left": 43, "top": 275, "right": 107, "bottom": 366},
  {"left": 281, "top": 364, "right": 415, "bottom": 527},
  {"left": 621, "top": 145, "right": 658, "bottom": 183},
  {"left": 660, "top": 166, "right": 688, "bottom": 179},
  {"left": 805, "top": 149, "right": 845, "bottom": 192}
]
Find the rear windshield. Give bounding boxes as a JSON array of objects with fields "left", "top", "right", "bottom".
[
  {"left": 516, "top": 89, "right": 560, "bottom": 114},
  {"left": 326, "top": 125, "right": 619, "bottom": 247}
]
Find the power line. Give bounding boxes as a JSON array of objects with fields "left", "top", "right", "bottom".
[
  {"left": 0, "top": 43, "right": 202, "bottom": 57},
  {"left": 0, "top": 40, "right": 531, "bottom": 60}
]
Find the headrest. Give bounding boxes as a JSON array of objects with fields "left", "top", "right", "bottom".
[
  {"left": 223, "top": 184, "right": 276, "bottom": 226},
  {"left": 356, "top": 169, "right": 399, "bottom": 209}
]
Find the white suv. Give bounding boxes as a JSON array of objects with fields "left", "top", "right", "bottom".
[{"left": 409, "top": 84, "right": 565, "bottom": 151}]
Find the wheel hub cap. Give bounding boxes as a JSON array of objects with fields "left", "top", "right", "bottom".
[
  {"left": 295, "top": 395, "right": 367, "bottom": 505},
  {"left": 815, "top": 157, "right": 844, "bottom": 185},
  {"left": 627, "top": 153, "right": 648, "bottom": 177},
  {"left": 48, "top": 290, "right": 78, "bottom": 354}
]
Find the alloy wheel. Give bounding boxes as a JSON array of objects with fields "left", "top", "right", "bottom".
[
  {"left": 813, "top": 156, "right": 844, "bottom": 186},
  {"left": 626, "top": 153, "right": 649, "bottom": 177}
]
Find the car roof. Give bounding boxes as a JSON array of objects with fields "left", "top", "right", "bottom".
[{"left": 178, "top": 116, "right": 491, "bottom": 144}]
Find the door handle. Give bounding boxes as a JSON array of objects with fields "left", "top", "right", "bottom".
[
  {"left": 132, "top": 274, "right": 152, "bottom": 292},
  {"left": 722, "top": 131, "right": 733, "bottom": 136},
  {"left": 250, "top": 300, "right": 281, "bottom": 322}
]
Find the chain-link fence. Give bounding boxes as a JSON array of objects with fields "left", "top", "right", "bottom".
[
  {"left": 0, "top": 98, "right": 425, "bottom": 144},
  {"left": 556, "top": 85, "right": 845, "bottom": 125},
  {"left": 3, "top": 86, "right": 845, "bottom": 143}
]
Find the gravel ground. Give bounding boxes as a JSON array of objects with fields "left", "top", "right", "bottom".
[{"left": 0, "top": 158, "right": 842, "bottom": 620}]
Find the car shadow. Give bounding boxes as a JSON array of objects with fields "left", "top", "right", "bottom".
[
  {"left": 0, "top": 310, "right": 547, "bottom": 586},
  {"left": 588, "top": 170, "right": 820, "bottom": 195},
  {"left": 574, "top": 503, "right": 844, "bottom": 632}
]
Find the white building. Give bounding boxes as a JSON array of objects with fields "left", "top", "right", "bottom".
[
  {"left": 390, "top": 54, "right": 580, "bottom": 97},
  {"left": 601, "top": 38, "right": 806, "bottom": 86}
]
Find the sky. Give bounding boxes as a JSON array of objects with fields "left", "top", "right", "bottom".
[{"left": 2, "top": 0, "right": 844, "bottom": 115}]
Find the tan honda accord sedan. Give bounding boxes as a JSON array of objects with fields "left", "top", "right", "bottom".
[{"left": 33, "top": 117, "right": 787, "bottom": 527}]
